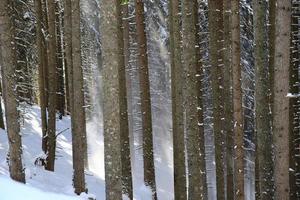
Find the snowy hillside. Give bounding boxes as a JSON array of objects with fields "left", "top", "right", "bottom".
[
  {"left": 0, "top": 106, "right": 173, "bottom": 200},
  {"left": 0, "top": 176, "right": 85, "bottom": 200}
]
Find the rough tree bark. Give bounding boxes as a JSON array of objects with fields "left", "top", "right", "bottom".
[
  {"left": 100, "top": 0, "right": 124, "bottom": 199},
  {"left": 121, "top": 3, "right": 133, "bottom": 199},
  {"left": 45, "top": 0, "right": 58, "bottom": 172},
  {"left": 208, "top": 0, "right": 225, "bottom": 199},
  {"left": 231, "top": 1, "right": 244, "bottom": 199},
  {"left": 253, "top": 0, "right": 274, "bottom": 199},
  {"left": 223, "top": 1, "right": 234, "bottom": 199},
  {"left": 273, "top": 0, "right": 291, "bottom": 199},
  {"left": 289, "top": 2, "right": 300, "bottom": 199},
  {"left": 34, "top": 0, "right": 48, "bottom": 153},
  {"left": 55, "top": 0, "right": 65, "bottom": 119},
  {"left": 70, "top": 0, "right": 87, "bottom": 194},
  {"left": 169, "top": 0, "right": 186, "bottom": 199},
  {"left": 0, "top": 0, "right": 26, "bottom": 183},
  {"left": 135, "top": 1, "right": 157, "bottom": 199}
]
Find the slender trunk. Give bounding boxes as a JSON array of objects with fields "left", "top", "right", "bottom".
[
  {"left": 34, "top": 0, "right": 48, "bottom": 153},
  {"left": 169, "top": 0, "right": 186, "bottom": 199},
  {"left": 289, "top": 2, "right": 300, "bottom": 199},
  {"left": 55, "top": 0, "right": 65, "bottom": 119},
  {"left": 121, "top": 4, "right": 133, "bottom": 199},
  {"left": 195, "top": 0, "right": 208, "bottom": 198},
  {"left": 42, "top": 0, "right": 49, "bottom": 108},
  {"left": 0, "top": 0, "right": 26, "bottom": 183},
  {"left": 135, "top": 1, "right": 157, "bottom": 199},
  {"left": 231, "top": 1, "right": 244, "bottom": 199},
  {"left": 273, "top": 0, "right": 291, "bottom": 199},
  {"left": 100, "top": 1, "right": 124, "bottom": 199},
  {"left": 71, "top": 0, "right": 87, "bottom": 194},
  {"left": 64, "top": 0, "right": 73, "bottom": 116},
  {"left": 253, "top": 0, "right": 274, "bottom": 198},
  {"left": 45, "top": 0, "right": 57, "bottom": 172},
  {"left": 223, "top": 1, "right": 234, "bottom": 199},
  {"left": 208, "top": 0, "right": 225, "bottom": 199}
]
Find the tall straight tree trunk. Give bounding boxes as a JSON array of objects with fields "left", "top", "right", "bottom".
[
  {"left": 121, "top": 3, "right": 133, "bottom": 199},
  {"left": 273, "top": 0, "right": 291, "bottom": 199},
  {"left": 55, "top": 0, "right": 65, "bottom": 119},
  {"left": 71, "top": 0, "right": 87, "bottom": 194},
  {"left": 289, "top": 2, "right": 300, "bottom": 198},
  {"left": 135, "top": 1, "right": 157, "bottom": 198},
  {"left": 169, "top": 0, "right": 186, "bottom": 199},
  {"left": 45, "top": 0, "right": 57, "bottom": 171},
  {"left": 208, "top": 0, "right": 225, "bottom": 199},
  {"left": 64, "top": 0, "right": 73, "bottom": 116},
  {"left": 42, "top": 0, "right": 49, "bottom": 108},
  {"left": 253, "top": 0, "right": 274, "bottom": 199},
  {"left": 182, "top": 0, "right": 207, "bottom": 199},
  {"left": 100, "top": 0, "right": 124, "bottom": 199},
  {"left": 34, "top": 0, "right": 48, "bottom": 153},
  {"left": 223, "top": 1, "right": 234, "bottom": 199},
  {"left": 0, "top": 0, "right": 26, "bottom": 183},
  {"left": 231, "top": 1, "right": 244, "bottom": 199},
  {"left": 194, "top": 0, "right": 208, "bottom": 199}
]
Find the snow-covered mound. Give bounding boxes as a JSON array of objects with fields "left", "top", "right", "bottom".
[{"left": 0, "top": 176, "right": 84, "bottom": 200}]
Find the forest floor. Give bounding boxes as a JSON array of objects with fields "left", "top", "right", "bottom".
[{"left": 0, "top": 105, "right": 173, "bottom": 200}]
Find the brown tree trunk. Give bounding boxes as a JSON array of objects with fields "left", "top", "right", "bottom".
[
  {"left": 254, "top": 0, "right": 274, "bottom": 198},
  {"left": 231, "top": 1, "right": 244, "bottom": 199},
  {"left": 273, "top": 0, "right": 291, "bottom": 199},
  {"left": 100, "top": 1, "right": 124, "bottom": 199},
  {"left": 34, "top": 0, "right": 48, "bottom": 153},
  {"left": 289, "top": 2, "right": 300, "bottom": 199},
  {"left": 45, "top": 0, "right": 58, "bottom": 172},
  {"left": 169, "top": 0, "right": 186, "bottom": 199},
  {"left": 55, "top": 0, "right": 65, "bottom": 119},
  {"left": 208, "top": 0, "right": 225, "bottom": 199},
  {"left": 135, "top": 1, "right": 157, "bottom": 199},
  {"left": 121, "top": 3, "right": 133, "bottom": 199},
  {"left": 223, "top": 1, "right": 234, "bottom": 199},
  {"left": 70, "top": 0, "right": 87, "bottom": 194},
  {"left": 0, "top": 0, "right": 26, "bottom": 183}
]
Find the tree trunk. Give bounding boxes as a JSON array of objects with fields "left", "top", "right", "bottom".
[
  {"left": 55, "top": 0, "right": 65, "bottom": 119},
  {"left": 34, "top": 0, "right": 48, "bottom": 153},
  {"left": 169, "top": 0, "right": 186, "bottom": 199},
  {"left": 64, "top": 0, "right": 72, "bottom": 116},
  {"left": 70, "top": 0, "right": 87, "bottom": 194},
  {"left": 253, "top": 0, "right": 274, "bottom": 199},
  {"left": 45, "top": 0, "right": 57, "bottom": 172},
  {"left": 208, "top": 0, "right": 225, "bottom": 199},
  {"left": 42, "top": 0, "right": 49, "bottom": 108},
  {"left": 223, "top": 1, "right": 234, "bottom": 199},
  {"left": 135, "top": 1, "right": 157, "bottom": 199},
  {"left": 289, "top": 2, "right": 300, "bottom": 199},
  {"left": 273, "top": 0, "right": 291, "bottom": 199},
  {"left": 231, "top": 1, "right": 244, "bottom": 199},
  {"left": 0, "top": 0, "right": 26, "bottom": 183},
  {"left": 121, "top": 3, "right": 133, "bottom": 199},
  {"left": 100, "top": 0, "right": 124, "bottom": 199}
]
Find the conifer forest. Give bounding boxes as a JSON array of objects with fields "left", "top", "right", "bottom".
[{"left": 0, "top": 0, "right": 299, "bottom": 199}]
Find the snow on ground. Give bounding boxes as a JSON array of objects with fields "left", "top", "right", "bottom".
[
  {"left": 0, "top": 105, "right": 173, "bottom": 200},
  {"left": 0, "top": 176, "right": 84, "bottom": 200}
]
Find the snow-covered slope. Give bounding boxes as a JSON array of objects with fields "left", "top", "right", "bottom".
[
  {"left": 0, "top": 106, "right": 173, "bottom": 200},
  {"left": 0, "top": 176, "right": 85, "bottom": 200}
]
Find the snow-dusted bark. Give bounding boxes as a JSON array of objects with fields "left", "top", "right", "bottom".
[
  {"left": 273, "top": 0, "right": 292, "bottom": 199},
  {"left": 0, "top": 0, "right": 26, "bottom": 183}
]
